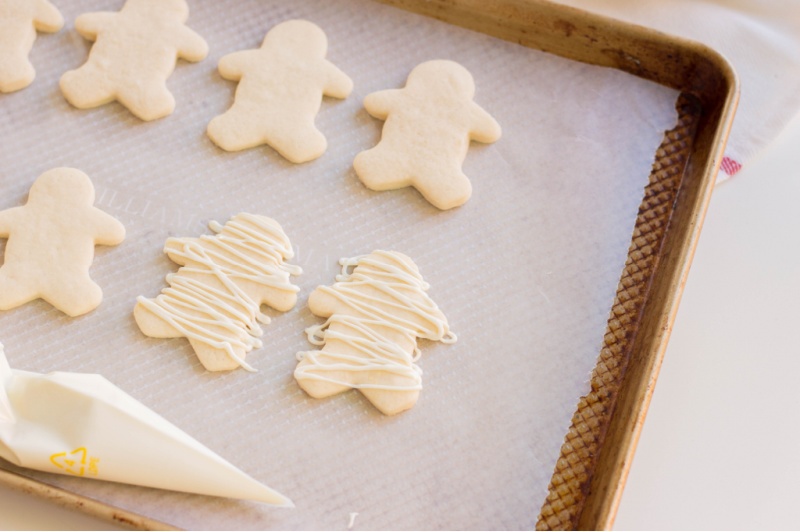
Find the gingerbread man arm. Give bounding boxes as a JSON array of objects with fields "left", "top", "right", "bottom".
[
  {"left": 418, "top": 293, "right": 449, "bottom": 339},
  {"left": 33, "top": 0, "right": 64, "bottom": 32},
  {"left": 307, "top": 285, "right": 345, "bottom": 319},
  {"left": 0, "top": 207, "right": 23, "bottom": 238},
  {"left": 468, "top": 102, "right": 502, "bottom": 144},
  {"left": 74, "top": 12, "right": 115, "bottom": 42},
  {"left": 176, "top": 26, "right": 208, "bottom": 63},
  {"left": 363, "top": 89, "right": 404, "bottom": 121},
  {"left": 163, "top": 236, "right": 198, "bottom": 266},
  {"left": 322, "top": 61, "right": 353, "bottom": 100},
  {"left": 89, "top": 208, "right": 126, "bottom": 246},
  {"left": 217, "top": 50, "right": 256, "bottom": 82}
]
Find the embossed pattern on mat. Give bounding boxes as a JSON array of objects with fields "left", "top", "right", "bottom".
[{"left": 536, "top": 94, "right": 701, "bottom": 530}]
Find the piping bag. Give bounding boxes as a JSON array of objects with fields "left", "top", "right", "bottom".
[{"left": 0, "top": 343, "right": 293, "bottom": 507}]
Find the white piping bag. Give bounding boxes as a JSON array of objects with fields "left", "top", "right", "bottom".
[{"left": 0, "top": 343, "right": 292, "bottom": 507}]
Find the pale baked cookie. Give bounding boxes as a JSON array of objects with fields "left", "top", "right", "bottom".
[
  {"left": 0, "top": 168, "right": 125, "bottom": 316},
  {"left": 354, "top": 60, "right": 501, "bottom": 210},
  {"left": 59, "top": 0, "right": 208, "bottom": 121},
  {"left": 294, "top": 250, "right": 456, "bottom": 415},
  {"left": 134, "top": 213, "right": 301, "bottom": 372},
  {"left": 0, "top": 0, "right": 63, "bottom": 93},
  {"left": 207, "top": 19, "right": 353, "bottom": 163}
]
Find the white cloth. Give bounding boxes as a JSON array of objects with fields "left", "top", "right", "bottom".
[{"left": 553, "top": 0, "right": 800, "bottom": 182}]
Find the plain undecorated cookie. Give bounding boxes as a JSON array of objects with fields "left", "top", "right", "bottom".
[
  {"left": 0, "top": 168, "right": 125, "bottom": 316},
  {"left": 207, "top": 19, "right": 353, "bottom": 163},
  {"left": 59, "top": 0, "right": 208, "bottom": 121},
  {"left": 0, "top": 0, "right": 63, "bottom": 93},
  {"left": 354, "top": 60, "right": 501, "bottom": 210}
]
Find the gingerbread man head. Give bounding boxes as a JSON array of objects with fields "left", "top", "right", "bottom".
[
  {"left": 262, "top": 19, "right": 328, "bottom": 60},
  {"left": 122, "top": 0, "right": 189, "bottom": 22},
  {"left": 406, "top": 59, "right": 476, "bottom": 99},
  {"left": 28, "top": 167, "right": 95, "bottom": 208}
]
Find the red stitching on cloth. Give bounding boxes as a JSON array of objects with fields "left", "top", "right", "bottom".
[{"left": 720, "top": 156, "right": 742, "bottom": 176}]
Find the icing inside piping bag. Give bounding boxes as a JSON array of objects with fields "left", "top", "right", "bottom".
[{"left": 0, "top": 343, "right": 292, "bottom": 507}]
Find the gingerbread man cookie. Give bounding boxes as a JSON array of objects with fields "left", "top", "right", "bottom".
[
  {"left": 60, "top": 0, "right": 208, "bottom": 121},
  {"left": 0, "top": 168, "right": 125, "bottom": 316},
  {"left": 207, "top": 19, "right": 353, "bottom": 163},
  {"left": 134, "top": 213, "right": 301, "bottom": 372},
  {"left": 294, "top": 251, "right": 456, "bottom": 415},
  {"left": 354, "top": 60, "right": 501, "bottom": 210},
  {"left": 0, "top": 0, "right": 63, "bottom": 93}
]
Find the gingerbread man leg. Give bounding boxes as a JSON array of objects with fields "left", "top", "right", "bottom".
[
  {"left": 412, "top": 165, "right": 472, "bottom": 210},
  {"left": 206, "top": 105, "right": 266, "bottom": 152},
  {"left": 264, "top": 120, "right": 327, "bottom": 164},
  {"left": 0, "top": 53, "right": 34, "bottom": 93},
  {"left": 296, "top": 350, "right": 421, "bottom": 415},
  {"left": 135, "top": 295, "right": 260, "bottom": 372},
  {"left": 188, "top": 338, "right": 245, "bottom": 372},
  {"left": 353, "top": 143, "right": 411, "bottom": 192},
  {"left": 257, "top": 287, "right": 298, "bottom": 314},
  {"left": 0, "top": 267, "right": 38, "bottom": 310},
  {"left": 295, "top": 351, "right": 354, "bottom": 399},
  {"left": 42, "top": 273, "right": 103, "bottom": 317},
  {"left": 59, "top": 64, "right": 115, "bottom": 109},
  {"left": 117, "top": 81, "right": 175, "bottom": 121},
  {"left": 0, "top": 25, "right": 36, "bottom": 92},
  {"left": 360, "top": 387, "right": 420, "bottom": 416},
  {"left": 133, "top": 301, "right": 183, "bottom": 339}
]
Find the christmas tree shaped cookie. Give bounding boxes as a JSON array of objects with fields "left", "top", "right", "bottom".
[
  {"left": 135, "top": 213, "right": 301, "bottom": 372},
  {"left": 295, "top": 250, "right": 456, "bottom": 415}
]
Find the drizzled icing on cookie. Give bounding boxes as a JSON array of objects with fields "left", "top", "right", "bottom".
[
  {"left": 298, "top": 316, "right": 425, "bottom": 390},
  {"left": 295, "top": 250, "right": 455, "bottom": 396},
  {"left": 137, "top": 213, "right": 300, "bottom": 371}
]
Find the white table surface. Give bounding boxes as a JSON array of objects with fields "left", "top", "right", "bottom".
[{"left": 1, "top": 112, "right": 799, "bottom": 530}]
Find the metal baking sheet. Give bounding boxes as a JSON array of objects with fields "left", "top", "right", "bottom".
[{"left": 0, "top": 0, "right": 679, "bottom": 528}]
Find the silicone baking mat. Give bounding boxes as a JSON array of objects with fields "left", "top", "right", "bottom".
[{"left": 0, "top": 0, "right": 679, "bottom": 529}]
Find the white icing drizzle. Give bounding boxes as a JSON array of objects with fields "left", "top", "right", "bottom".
[
  {"left": 297, "top": 315, "right": 424, "bottom": 390},
  {"left": 295, "top": 251, "right": 455, "bottom": 391},
  {"left": 138, "top": 214, "right": 300, "bottom": 372}
]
